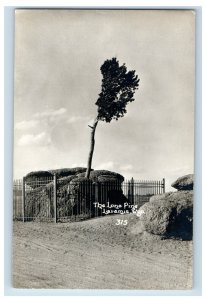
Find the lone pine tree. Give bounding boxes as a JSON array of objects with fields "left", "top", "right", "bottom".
[{"left": 85, "top": 57, "right": 140, "bottom": 179}]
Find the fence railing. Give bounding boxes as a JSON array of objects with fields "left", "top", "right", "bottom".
[{"left": 13, "top": 176, "right": 165, "bottom": 222}]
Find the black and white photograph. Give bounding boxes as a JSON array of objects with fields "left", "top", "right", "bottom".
[{"left": 12, "top": 9, "right": 195, "bottom": 290}]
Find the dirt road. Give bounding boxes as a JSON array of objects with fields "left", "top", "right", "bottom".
[{"left": 12, "top": 214, "right": 192, "bottom": 289}]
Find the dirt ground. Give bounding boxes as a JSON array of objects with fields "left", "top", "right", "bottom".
[{"left": 12, "top": 214, "right": 193, "bottom": 289}]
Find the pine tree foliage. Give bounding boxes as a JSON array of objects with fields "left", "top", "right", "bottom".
[{"left": 96, "top": 58, "right": 140, "bottom": 122}]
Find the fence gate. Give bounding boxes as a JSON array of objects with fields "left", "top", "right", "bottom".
[{"left": 13, "top": 176, "right": 165, "bottom": 222}]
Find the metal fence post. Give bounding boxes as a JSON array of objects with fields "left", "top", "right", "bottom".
[
  {"left": 130, "top": 177, "right": 134, "bottom": 204},
  {"left": 162, "top": 178, "right": 165, "bottom": 193},
  {"left": 22, "top": 177, "right": 25, "bottom": 222},
  {"left": 95, "top": 182, "right": 99, "bottom": 217},
  {"left": 53, "top": 173, "right": 57, "bottom": 223}
]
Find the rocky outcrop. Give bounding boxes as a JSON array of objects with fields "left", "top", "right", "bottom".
[
  {"left": 24, "top": 171, "right": 53, "bottom": 189},
  {"left": 24, "top": 168, "right": 126, "bottom": 221},
  {"left": 138, "top": 175, "right": 194, "bottom": 240},
  {"left": 171, "top": 174, "right": 194, "bottom": 191},
  {"left": 24, "top": 175, "right": 78, "bottom": 220},
  {"left": 77, "top": 170, "right": 124, "bottom": 183},
  {"left": 68, "top": 171, "right": 126, "bottom": 217},
  {"left": 49, "top": 167, "right": 89, "bottom": 178},
  {"left": 25, "top": 168, "right": 90, "bottom": 189}
]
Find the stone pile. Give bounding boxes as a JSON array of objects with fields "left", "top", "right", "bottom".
[{"left": 138, "top": 174, "right": 194, "bottom": 240}]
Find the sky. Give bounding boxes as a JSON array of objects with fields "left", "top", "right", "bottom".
[{"left": 14, "top": 9, "right": 195, "bottom": 191}]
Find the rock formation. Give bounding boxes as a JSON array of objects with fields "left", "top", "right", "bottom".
[
  {"left": 171, "top": 174, "right": 194, "bottom": 191},
  {"left": 24, "top": 168, "right": 126, "bottom": 221},
  {"left": 138, "top": 174, "right": 194, "bottom": 240}
]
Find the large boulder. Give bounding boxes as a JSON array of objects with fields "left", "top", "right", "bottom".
[
  {"left": 68, "top": 171, "right": 127, "bottom": 216},
  {"left": 139, "top": 191, "right": 193, "bottom": 240},
  {"left": 49, "top": 167, "right": 90, "bottom": 178},
  {"left": 24, "top": 175, "right": 77, "bottom": 221},
  {"left": 171, "top": 174, "right": 194, "bottom": 191},
  {"left": 25, "top": 167, "right": 91, "bottom": 189},
  {"left": 24, "top": 171, "right": 53, "bottom": 189},
  {"left": 24, "top": 168, "right": 126, "bottom": 221},
  {"left": 77, "top": 170, "right": 124, "bottom": 183}
]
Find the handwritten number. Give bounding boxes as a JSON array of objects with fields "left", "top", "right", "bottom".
[{"left": 115, "top": 219, "right": 128, "bottom": 225}]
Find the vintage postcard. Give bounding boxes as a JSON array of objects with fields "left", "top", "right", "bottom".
[{"left": 13, "top": 9, "right": 195, "bottom": 289}]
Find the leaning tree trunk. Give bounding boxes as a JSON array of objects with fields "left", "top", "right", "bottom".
[{"left": 85, "top": 118, "right": 99, "bottom": 179}]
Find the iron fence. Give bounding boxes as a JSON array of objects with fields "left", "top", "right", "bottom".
[{"left": 13, "top": 175, "right": 165, "bottom": 222}]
